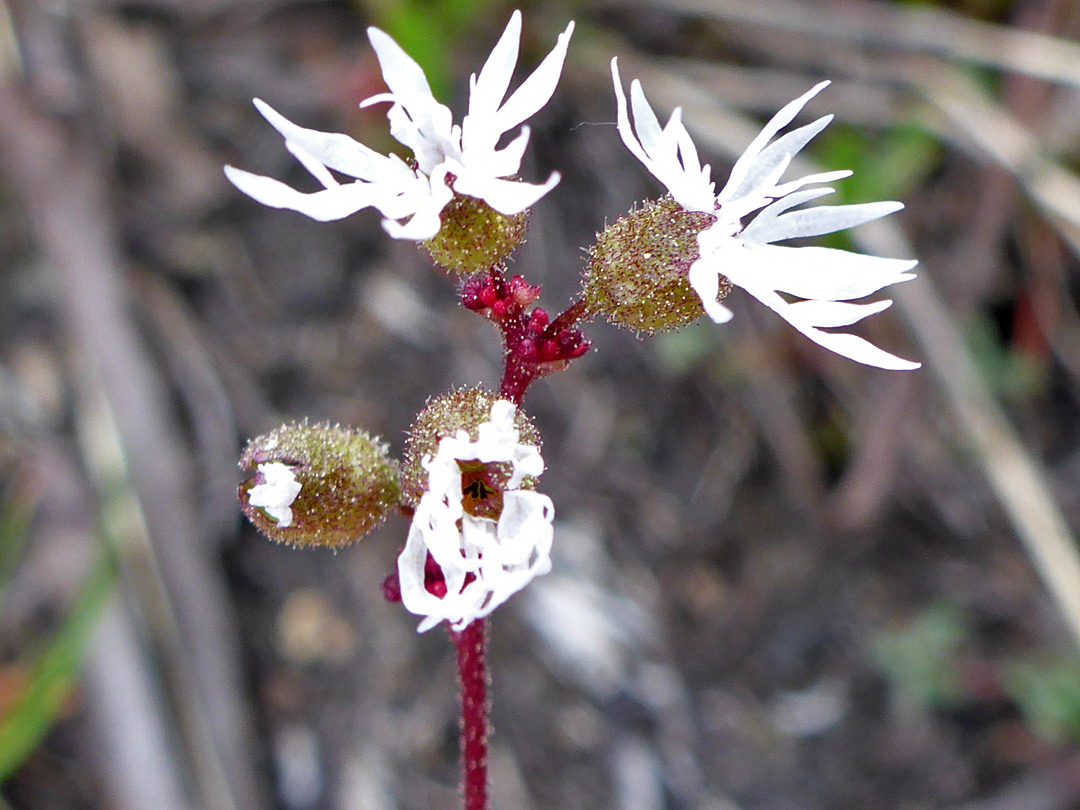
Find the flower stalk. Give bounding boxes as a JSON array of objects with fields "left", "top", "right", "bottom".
[{"left": 454, "top": 619, "right": 489, "bottom": 810}]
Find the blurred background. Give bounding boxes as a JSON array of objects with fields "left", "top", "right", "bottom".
[{"left": 4, "top": 0, "right": 1080, "bottom": 808}]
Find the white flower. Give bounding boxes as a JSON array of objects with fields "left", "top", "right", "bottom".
[
  {"left": 398, "top": 400, "right": 554, "bottom": 633},
  {"left": 225, "top": 12, "right": 574, "bottom": 241},
  {"left": 248, "top": 462, "right": 302, "bottom": 527},
  {"left": 612, "top": 60, "right": 920, "bottom": 370}
]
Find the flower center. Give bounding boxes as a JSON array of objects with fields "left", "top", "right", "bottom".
[{"left": 458, "top": 462, "right": 505, "bottom": 520}]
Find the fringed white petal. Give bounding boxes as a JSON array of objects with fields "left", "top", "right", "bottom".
[
  {"left": 611, "top": 58, "right": 715, "bottom": 213},
  {"left": 742, "top": 284, "right": 921, "bottom": 370},
  {"left": 468, "top": 126, "right": 532, "bottom": 179},
  {"left": 371, "top": 95, "right": 458, "bottom": 175},
  {"left": 463, "top": 13, "right": 574, "bottom": 157},
  {"left": 455, "top": 11, "right": 572, "bottom": 184},
  {"left": 491, "top": 20, "right": 574, "bottom": 135},
  {"left": 688, "top": 258, "right": 735, "bottom": 324},
  {"left": 783, "top": 299, "right": 893, "bottom": 328},
  {"left": 768, "top": 169, "right": 851, "bottom": 200},
  {"left": 737, "top": 187, "right": 834, "bottom": 238},
  {"left": 366, "top": 26, "right": 436, "bottom": 105},
  {"left": 717, "top": 81, "right": 830, "bottom": 203},
  {"left": 723, "top": 243, "right": 917, "bottom": 302},
  {"left": 719, "top": 115, "right": 832, "bottom": 205},
  {"left": 368, "top": 12, "right": 569, "bottom": 199},
  {"left": 224, "top": 167, "right": 387, "bottom": 222},
  {"left": 468, "top": 10, "right": 523, "bottom": 129},
  {"left": 380, "top": 172, "right": 454, "bottom": 240},
  {"left": 494, "top": 491, "right": 554, "bottom": 567},
  {"left": 744, "top": 200, "right": 905, "bottom": 244},
  {"left": 697, "top": 238, "right": 919, "bottom": 369},
  {"left": 284, "top": 142, "right": 338, "bottom": 189},
  {"left": 230, "top": 14, "right": 568, "bottom": 241},
  {"left": 453, "top": 167, "right": 561, "bottom": 216},
  {"left": 628, "top": 78, "right": 664, "bottom": 154},
  {"left": 614, "top": 73, "right": 921, "bottom": 368},
  {"left": 251, "top": 99, "right": 389, "bottom": 180}
]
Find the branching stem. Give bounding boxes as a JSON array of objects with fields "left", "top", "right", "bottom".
[{"left": 453, "top": 265, "right": 589, "bottom": 810}]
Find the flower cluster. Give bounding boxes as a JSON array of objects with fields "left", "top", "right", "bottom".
[
  {"left": 398, "top": 400, "right": 554, "bottom": 632},
  {"left": 233, "top": 10, "right": 923, "bottom": 635},
  {"left": 228, "top": 18, "right": 930, "bottom": 810}
]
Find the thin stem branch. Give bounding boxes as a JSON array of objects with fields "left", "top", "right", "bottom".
[
  {"left": 545, "top": 298, "right": 588, "bottom": 336},
  {"left": 496, "top": 296, "right": 590, "bottom": 403}
]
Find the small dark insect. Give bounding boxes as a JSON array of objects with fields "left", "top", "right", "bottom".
[{"left": 462, "top": 479, "right": 497, "bottom": 500}]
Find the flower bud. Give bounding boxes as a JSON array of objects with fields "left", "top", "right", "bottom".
[
  {"left": 239, "top": 421, "right": 401, "bottom": 548},
  {"left": 400, "top": 387, "right": 541, "bottom": 508},
  {"left": 423, "top": 191, "right": 528, "bottom": 275},
  {"left": 582, "top": 195, "right": 730, "bottom": 335}
]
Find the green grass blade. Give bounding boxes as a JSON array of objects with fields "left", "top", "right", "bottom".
[
  {"left": 0, "top": 485, "right": 37, "bottom": 618},
  {"left": 0, "top": 546, "right": 117, "bottom": 781}
]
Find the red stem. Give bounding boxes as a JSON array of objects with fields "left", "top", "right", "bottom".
[
  {"left": 497, "top": 297, "right": 588, "bottom": 404},
  {"left": 498, "top": 361, "right": 535, "bottom": 405},
  {"left": 453, "top": 270, "right": 588, "bottom": 810},
  {"left": 453, "top": 619, "right": 489, "bottom": 810}
]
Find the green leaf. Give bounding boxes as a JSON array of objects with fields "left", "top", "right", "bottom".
[
  {"left": 818, "top": 124, "right": 942, "bottom": 204},
  {"left": 1005, "top": 656, "right": 1080, "bottom": 745},
  {"left": 872, "top": 603, "right": 968, "bottom": 710},
  {"left": 962, "top": 313, "right": 1048, "bottom": 400}
]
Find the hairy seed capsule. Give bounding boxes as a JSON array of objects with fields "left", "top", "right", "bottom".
[
  {"left": 423, "top": 192, "right": 528, "bottom": 275},
  {"left": 582, "top": 195, "right": 730, "bottom": 335},
  {"left": 400, "top": 386, "right": 541, "bottom": 508},
  {"left": 238, "top": 421, "right": 401, "bottom": 549}
]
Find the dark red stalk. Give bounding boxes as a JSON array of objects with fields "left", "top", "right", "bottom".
[
  {"left": 449, "top": 266, "right": 589, "bottom": 810},
  {"left": 453, "top": 619, "right": 489, "bottom": 810}
]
